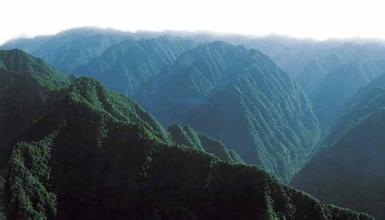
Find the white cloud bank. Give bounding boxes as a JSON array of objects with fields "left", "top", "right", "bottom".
[{"left": 0, "top": 0, "right": 384, "bottom": 43}]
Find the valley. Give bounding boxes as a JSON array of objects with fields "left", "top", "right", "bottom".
[{"left": 1, "top": 28, "right": 385, "bottom": 219}]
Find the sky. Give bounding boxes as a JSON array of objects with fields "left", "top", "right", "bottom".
[{"left": 1, "top": 0, "right": 384, "bottom": 44}]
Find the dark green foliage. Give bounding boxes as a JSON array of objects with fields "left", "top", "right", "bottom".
[
  {"left": 292, "top": 74, "right": 385, "bottom": 219},
  {"left": 292, "top": 110, "right": 385, "bottom": 219},
  {"left": 0, "top": 49, "right": 69, "bottom": 90},
  {"left": 0, "top": 169, "right": 6, "bottom": 219},
  {"left": 65, "top": 77, "right": 172, "bottom": 144},
  {"left": 139, "top": 148, "right": 370, "bottom": 220},
  {"left": 6, "top": 135, "right": 57, "bottom": 220},
  {"left": 168, "top": 124, "right": 243, "bottom": 163},
  {"left": 142, "top": 41, "right": 320, "bottom": 182},
  {"left": 3, "top": 77, "right": 172, "bottom": 219},
  {"left": 2, "top": 33, "right": 322, "bottom": 182},
  {"left": 0, "top": 49, "right": 69, "bottom": 167},
  {"left": 3, "top": 76, "right": 370, "bottom": 219},
  {"left": 75, "top": 36, "right": 196, "bottom": 96}
]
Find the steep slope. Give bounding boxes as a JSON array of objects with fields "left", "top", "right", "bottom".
[
  {"left": 0, "top": 49, "right": 69, "bottom": 166},
  {"left": 0, "top": 49, "right": 69, "bottom": 218},
  {"left": 310, "top": 60, "right": 385, "bottom": 129},
  {"left": 141, "top": 42, "right": 320, "bottom": 182},
  {"left": 295, "top": 43, "right": 385, "bottom": 129},
  {"left": 323, "top": 73, "right": 385, "bottom": 146},
  {"left": 296, "top": 43, "right": 385, "bottom": 93},
  {"left": 75, "top": 36, "right": 197, "bottom": 96},
  {"left": 5, "top": 78, "right": 371, "bottom": 219},
  {"left": 292, "top": 110, "right": 385, "bottom": 219},
  {"left": 1, "top": 27, "right": 132, "bottom": 73},
  {"left": 143, "top": 32, "right": 342, "bottom": 77},
  {"left": 292, "top": 74, "right": 385, "bottom": 219},
  {"left": 239, "top": 35, "right": 339, "bottom": 77},
  {"left": 168, "top": 124, "right": 243, "bottom": 163},
  {"left": 0, "top": 49, "right": 68, "bottom": 86},
  {"left": 57, "top": 77, "right": 172, "bottom": 143}
]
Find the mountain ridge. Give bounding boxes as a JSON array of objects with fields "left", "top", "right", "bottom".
[
  {"left": 3, "top": 75, "right": 372, "bottom": 219},
  {"left": 139, "top": 41, "right": 320, "bottom": 182}
]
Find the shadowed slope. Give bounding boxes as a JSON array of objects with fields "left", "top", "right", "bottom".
[{"left": 4, "top": 77, "right": 371, "bottom": 219}]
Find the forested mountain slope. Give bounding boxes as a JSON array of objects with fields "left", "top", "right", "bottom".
[
  {"left": 0, "top": 29, "right": 381, "bottom": 220},
  {"left": 323, "top": 73, "right": 385, "bottom": 146},
  {"left": 75, "top": 36, "right": 197, "bottom": 96},
  {"left": 1, "top": 28, "right": 133, "bottom": 73},
  {"left": 168, "top": 124, "right": 243, "bottom": 163},
  {"left": 141, "top": 41, "right": 320, "bottom": 182},
  {"left": 296, "top": 44, "right": 385, "bottom": 129},
  {"left": 292, "top": 74, "right": 385, "bottom": 219},
  {"left": 292, "top": 110, "right": 385, "bottom": 219},
  {"left": 0, "top": 49, "right": 69, "bottom": 166},
  {"left": 4, "top": 77, "right": 372, "bottom": 219}
]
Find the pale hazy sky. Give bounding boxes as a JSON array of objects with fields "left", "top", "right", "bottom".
[{"left": 1, "top": 0, "right": 384, "bottom": 44}]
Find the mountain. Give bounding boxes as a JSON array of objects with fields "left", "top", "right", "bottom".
[
  {"left": 4, "top": 77, "right": 372, "bottom": 219},
  {"left": 321, "top": 73, "right": 385, "bottom": 146},
  {"left": 0, "top": 28, "right": 348, "bottom": 79},
  {"left": 4, "top": 77, "right": 170, "bottom": 219},
  {"left": 0, "top": 49, "right": 69, "bottom": 218},
  {"left": 0, "top": 49, "right": 69, "bottom": 166},
  {"left": 291, "top": 75, "right": 385, "bottom": 219},
  {"left": 1, "top": 28, "right": 198, "bottom": 97},
  {"left": 168, "top": 124, "right": 243, "bottom": 163},
  {"left": 1, "top": 27, "right": 133, "bottom": 73},
  {"left": 140, "top": 41, "right": 320, "bottom": 182},
  {"left": 137, "top": 32, "right": 342, "bottom": 77},
  {"left": 292, "top": 111, "right": 385, "bottom": 219},
  {"left": 206, "top": 37, "right": 385, "bottom": 131},
  {"left": 311, "top": 60, "right": 385, "bottom": 130},
  {"left": 237, "top": 35, "right": 341, "bottom": 77},
  {"left": 296, "top": 43, "right": 385, "bottom": 93},
  {"left": 198, "top": 36, "right": 385, "bottom": 131},
  {"left": 295, "top": 43, "right": 385, "bottom": 129},
  {"left": 75, "top": 36, "right": 197, "bottom": 96}
]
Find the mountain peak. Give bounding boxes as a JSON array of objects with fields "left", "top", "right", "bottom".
[{"left": 0, "top": 49, "right": 65, "bottom": 75}]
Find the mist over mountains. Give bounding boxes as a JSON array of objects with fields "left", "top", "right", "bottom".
[{"left": 2, "top": 27, "right": 385, "bottom": 219}]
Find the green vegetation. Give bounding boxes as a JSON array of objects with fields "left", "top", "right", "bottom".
[
  {"left": 0, "top": 49, "right": 69, "bottom": 90},
  {"left": 1, "top": 72, "right": 370, "bottom": 219},
  {"left": 141, "top": 41, "right": 320, "bottom": 182},
  {"left": 292, "top": 73, "right": 385, "bottom": 219},
  {"left": 292, "top": 110, "right": 385, "bottom": 219},
  {"left": 324, "top": 73, "right": 385, "bottom": 146},
  {"left": 1, "top": 28, "right": 132, "bottom": 73},
  {"left": 296, "top": 44, "right": 385, "bottom": 129},
  {"left": 66, "top": 77, "right": 172, "bottom": 144},
  {"left": 0, "top": 49, "right": 69, "bottom": 168},
  {"left": 6, "top": 135, "right": 57, "bottom": 220},
  {"left": 2, "top": 32, "right": 322, "bottom": 182},
  {"left": 168, "top": 124, "right": 243, "bottom": 163},
  {"left": 75, "top": 36, "right": 196, "bottom": 96},
  {"left": 1, "top": 36, "right": 381, "bottom": 219}
]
